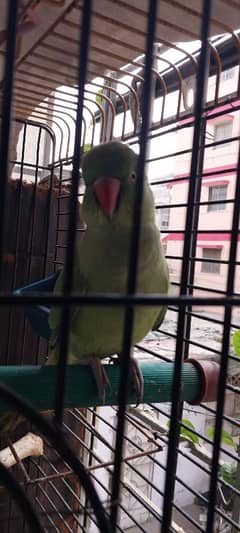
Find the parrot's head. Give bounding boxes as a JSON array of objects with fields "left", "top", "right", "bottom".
[{"left": 81, "top": 141, "right": 155, "bottom": 228}]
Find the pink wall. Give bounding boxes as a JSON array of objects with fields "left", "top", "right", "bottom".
[{"left": 162, "top": 74, "right": 240, "bottom": 311}]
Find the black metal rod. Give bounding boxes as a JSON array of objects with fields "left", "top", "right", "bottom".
[
  {"left": 64, "top": 414, "right": 144, "bottom": 531},
  {"left": 4, "top": 293, "right": 240, "bottom": 306},
  {"left": 53, "top": 226, "right": 237, "bottom": 234},
  {"left": 42, "top": 165, "right": 55, "bottom": 275},
  {"left": 0, "top": 461, "right": 44, "bottom": 532},
  {"left": 5, "top": 122, "right": 27, "bottom": 365},
  {"left": 161, "top": 0, "right": 212, "bottom": 530},
  {"left": 83, "top": 408, "right": 97, "bottom": 529},
  {"left": 110, "top": 0, "right": 157, "bottom": 529},
  {"left": 32, "top": 455, "right": 82, "bottom": 530},
  {"left": 32, "top": 479, "right": 73, "bottom": 532},
  {"left": 53, "top": 162, "right": 64, "bottom": 273},
  {"left": 90, "top": 405, "right": 238, "bottom": 530},
  {"left": 54, "top": 0, "right": 92, "bottom": 424},
  {"left": 0, "top": 0, "right": 19, "bottom": 284},
  {"left": 20, "top": 127, "right": 42, "bottom": 363},
  {"left": 206, "top": 132, "right": 240, "bottom": 532},
  {"left": 151, "top": 403, "right": 240, "bottom": 469},
  {"left": 30, "top": 495, "right": 60, "bottom": 532},
  {"left": 0, "top": 382, "right": 111, "bottom": 532}
]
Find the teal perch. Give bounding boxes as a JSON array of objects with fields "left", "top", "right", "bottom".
[{"left": 0, "top": 360, "right": 219, "bottom": 413}]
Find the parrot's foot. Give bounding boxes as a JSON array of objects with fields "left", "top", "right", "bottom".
[
  {"left": 116, "top": 354, "right": 144, "bottom": 406},
  {"left": 130, "top": 357, "right": 144, "bottom": 406},
  {"left": 86, "top": 357, "right": 111, "bottom": 403}
]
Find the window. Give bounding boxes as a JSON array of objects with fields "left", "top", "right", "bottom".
[
  {"left": 159, "top": 207, "right": 169, "bottom": 228},
  {"left": 207, "top": 184, "right": 227, "bottom": 212},
  {"left": 221, "top": 68, "right": 235, "bottom": 81},
  {"left": 156, "top": 207, "right": 170, "bottom": 230},
  {"left": 201, "top": 248, "right": 221, "bottom": 274},
  {"left": 213, "top": 122, "right": 232, "bottom": 148}
]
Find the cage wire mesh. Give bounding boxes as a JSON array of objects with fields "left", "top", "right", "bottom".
[{"left": 0, "top": 0, "right": 239, "bottom": 532}]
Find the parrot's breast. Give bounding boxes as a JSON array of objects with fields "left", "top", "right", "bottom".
[
  {"left": 49, "top": 223, "right": 169, "bottom": 362},
  {"left": 67, "top": 225, "right": 168, "bottom": 359},
  {"left": 68, "top": 304, "right": 159, "bottom": 359}
]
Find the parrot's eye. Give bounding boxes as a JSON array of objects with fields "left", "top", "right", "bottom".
[{"left": 130, "top": 172, "right": 136, "bottom": 181}]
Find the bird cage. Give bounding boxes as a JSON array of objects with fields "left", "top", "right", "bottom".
[{"left": 0, "top": 1, "right": 239, "bottom": 532}]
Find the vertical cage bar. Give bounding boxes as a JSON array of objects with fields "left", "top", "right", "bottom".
[
  {"left": 110, "top": 0, "right": 157, "bottom": 529},
  {"left": 183, "top": 111, "right": 208, "bottom": 359},
  {"left": 11, "top": 121, "right": 27, "bottom": 283},
  {"left": 83, "top": 408, "right": 97, "bottom": 530},
  {"left": 0, "top": 0, "right": 19, "bottom": 283},
  {"left": 0, "top": 382, "right": 111, "bottom": 532},
  {"left": 0, "top": 462, "right": 43, "bottom": 532},
  {"left": 21, "top": 127, "right": 43, "bottom": 363},
  {"left": 5, "top": 121, "right": 27, "bottom": 365},
  {"left": 54, "top": 162, "right": 64, "bottom": 269},
  {"left": 54, "top": 0, "right": 92, "bottom": 424},
  {"left": 206, "top": 147, "right": 240, "bottom": 532},
  {"left": 41, "top": 128, "right": 56, "bottom": 277},
  {"left": 42, "top": 164, "right": 55, "bottom": 276},
  {"left": 161, "top": 1, "right": 212, "bottom": 530}
]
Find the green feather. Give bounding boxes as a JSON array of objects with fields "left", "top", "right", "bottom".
[{"left": 0, "top": 141, "right": 170, "bottom": 439}]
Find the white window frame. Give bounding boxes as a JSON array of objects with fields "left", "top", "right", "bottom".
[
  {"left": 207, "top": 184, "right": 227, "bottom": 212},
  {"left": 201, "top": 247, "right": 221, "bottom": 274}
]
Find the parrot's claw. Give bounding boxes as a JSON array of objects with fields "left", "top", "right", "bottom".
[
  {"left": 87, "top": 357, "right": 111, "bottom": 403},
  {"left": 116, "top": 354, "right": 144, "bottom": 406},
  {"left": 130, "top": 357, "right": 144, "bottom": 406}
]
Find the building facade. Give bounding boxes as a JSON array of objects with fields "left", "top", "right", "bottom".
[{"left": 161, "top": 67, "right": 240, "bottom": 306}]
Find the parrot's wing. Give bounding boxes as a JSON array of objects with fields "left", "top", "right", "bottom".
[
  {"left": 48, "top": 267, "right": 88, "bottom": 348},
  {"left": 152, "top": 305, "right": 167, "bottom": 331}
]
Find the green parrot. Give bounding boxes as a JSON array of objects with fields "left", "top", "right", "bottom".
[
  {"left": 0, "top": 141, "right": 169, "bottom": 445},
  {"left": 48, "top": 141, "right": 169, "bottom": 403}
]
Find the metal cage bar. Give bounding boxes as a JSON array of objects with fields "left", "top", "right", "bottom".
[{"left": 0, "top": 1, "right": 239, "bottom": 532}]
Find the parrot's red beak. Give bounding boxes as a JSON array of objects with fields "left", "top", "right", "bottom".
[{"left": 94, "top": 177, "right": 120, "bottom": 217}]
